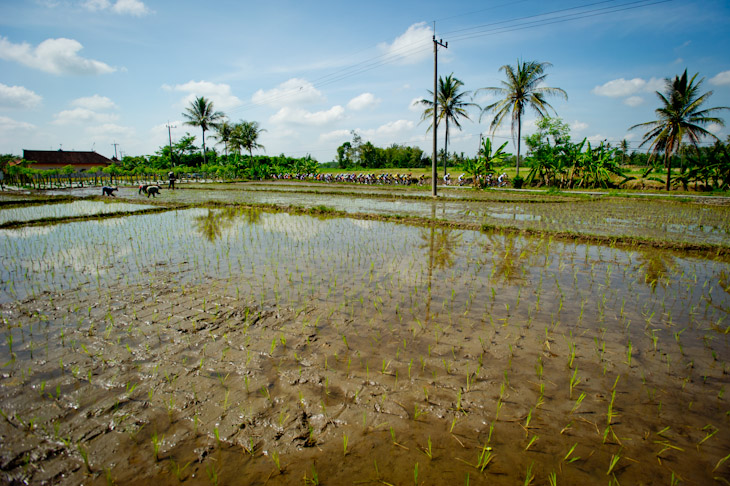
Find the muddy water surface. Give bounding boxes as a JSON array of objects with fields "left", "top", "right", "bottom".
[{"left": 1, "top": 204, "right": 729, "bottom": 485}]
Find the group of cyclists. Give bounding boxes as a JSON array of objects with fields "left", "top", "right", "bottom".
[
  {"left": 269, "top": 171, "right": 510, "bottom": 188},
  {"left": 442, "top": 172, "right": 509, "bottom": 187},
  {"left": 272, "top": 172, "right": 418, "bottom": 185}
]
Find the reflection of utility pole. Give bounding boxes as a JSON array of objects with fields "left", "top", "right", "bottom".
[
  {"left": 432, "top": 28, "right": 447, "bottom": 198},
  {"left": 111, "top": 142, "right": 119, "bottom": 159},
  {"left": 166, "top": 122, "right": 176, "bottom": 167},
  {"left": 425, "top": 203, "right": 436, "bottom": 324}
]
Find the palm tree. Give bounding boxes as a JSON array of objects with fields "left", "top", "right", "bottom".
[
  {"left": 183, "top": 96, "right": 225, "bottom": 165},
  {"left": 420, "top": 74, "right": 478, "bottom": 175},
  {"left": 619, "top": 139, "right": 630, "bottom": 165},
  {"left": 231, "top": 120, "right": 266, "bottom": 158},
  {"left": 630, "top": 70, "right": 728, "bottom": 191},
  {"left": 211, "top": 120, "right": 234, "bottom": 158},
  {"left": 477, "top": 60, "right": 567, "bottom": 176}
]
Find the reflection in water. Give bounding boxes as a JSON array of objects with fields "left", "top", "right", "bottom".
[
  {"left": 635, "top": 249, "right": 674, "bottom": 290},
  {"left": 194, "top": 207, "right": 263, "bottom": 241},
  {"left": 420, "top": 203, "right": 462, "bottom": 323},
  {"left": 483, "top": 232, "right": 535, "bottom": 282}
]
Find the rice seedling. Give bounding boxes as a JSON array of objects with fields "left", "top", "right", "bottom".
[
  {"left": 77, "top": 443, "right": 92, "bottom": 473},
  {"left": 151, "top": 431, "right": 163, "bottom": 461},
  {"left": 523, "top": 462, "right": 535, "bottom": 485},
  {"left": 607, "top": 452, "right": 621, "bottom": 476},
  {"left": 571, "top": 392, "right": 586, "bottom": 414},
  {"left": 562, "top": 443, "right": 580, "bottom": 464}
]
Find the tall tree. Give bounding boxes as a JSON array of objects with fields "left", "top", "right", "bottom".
[
  {"left": 477, "top": 60, "right": 567, "bottom": 176},
  {"left": 183, "top": 96, "right": 224, "bottom": 165},
  {"left": 231, "top": 120, "right": 266, "bottom": 158},
  {"left": 211, "top": 120, "right": 234, "bottom": 157},
  {"left": 630, "top": 70, "right": 728, "bottom": 191},
  {"left": 420, "top": 74, "right": 478, "bottom": 175}
]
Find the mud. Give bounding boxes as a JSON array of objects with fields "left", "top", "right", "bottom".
[{"left": 0, "top": 193, "right": 729, "bottom": 485}]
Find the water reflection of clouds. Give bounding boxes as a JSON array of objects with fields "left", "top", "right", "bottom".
[
  {"left": 0, "top": 226, "right": 54, "bottom": 238},
  {"left": 260, "top": 213, "right": 324, "bottom": 242}
]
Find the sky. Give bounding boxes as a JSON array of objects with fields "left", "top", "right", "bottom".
[{"left": 1, "top": 0, "right": 729, "bottom": 163}]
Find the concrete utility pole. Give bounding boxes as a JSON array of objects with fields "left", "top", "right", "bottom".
[
  {"left": 166, "top": 122, "right": 176, "bottom": 167},
  {"left": 432, "top": 32, "right": 447, "bottom": 198},
  {"left": 111, "top": 142, "right": 119, "bottom": 159}
]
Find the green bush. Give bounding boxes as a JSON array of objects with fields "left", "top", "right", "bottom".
[{"left": 512, "top": 175, "right": 524, "bottom": 189}]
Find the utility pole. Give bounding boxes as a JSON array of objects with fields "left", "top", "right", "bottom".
[
  {"left": 111, "top": 142, "right": 119, "bottom": 160},
  {"left": 166, "top": 122, "right": 176, "bottom": 167},
  {"left": 432, "top": 31, "right": 447, "bottom": 198}
]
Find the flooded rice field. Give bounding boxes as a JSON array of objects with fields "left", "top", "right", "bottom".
[
  {"left": 0, "top": 186, "right": 729, "bottom": 485},
  {"left": 0, "top": 201, "right": 156, "bottom": 226}
]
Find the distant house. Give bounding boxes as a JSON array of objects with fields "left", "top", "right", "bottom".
[{"left": 22, "top": 150, "right": 115, "bottom": 172}]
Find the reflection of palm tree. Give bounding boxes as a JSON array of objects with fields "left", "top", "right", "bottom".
[
  {"left": 194, "top": 207, "right": 263, "bottom": 241},
  {"left": 483, "top": 232, "right": 533, "bottom": 282},
  {"left": 635, "top": 249, "right": 673, "bottom": 290},
  {"left": 194, "top": 209, "right": 224, "bottom": 242}
]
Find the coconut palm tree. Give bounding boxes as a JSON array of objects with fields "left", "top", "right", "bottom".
[
  {"left": 477, "top": 60, "right": 567, "bottom": 176},
  {"left": 211, "top": 120, "right": 234, "bottom": 158},
  {"left": 231, "top": 120, "right": 266, "bottom": 158},
  {"left": 630, "top": 70, "right": 728, "bottom": 191},
  {"left": 183, "top": 96, "right": 225, "bottom": 165},
  {"left": 420, "top": 74, "right": 478, "bottom": 175}
]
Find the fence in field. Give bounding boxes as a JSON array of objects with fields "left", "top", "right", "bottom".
[{"left": 1, "top": 171, "right": 229, "bottom": 190}]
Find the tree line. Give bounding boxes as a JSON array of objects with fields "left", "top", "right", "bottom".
[{"left": 421, "top": 61, "right": 728, "bottom": 191}]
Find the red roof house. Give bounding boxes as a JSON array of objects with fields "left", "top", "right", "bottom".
[{"left": 22, "top": 150, "right": 114, "bottom": 171}]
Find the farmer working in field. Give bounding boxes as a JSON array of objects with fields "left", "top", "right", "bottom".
[
  {"left": 146, "top": 185, "right": 161, "bottom": 197},
  {"left": 102, "top": 186, "right": 118, "bottom": 196},
  {"left": 168, "top": 171, "right": 176, "bottom": 190}
]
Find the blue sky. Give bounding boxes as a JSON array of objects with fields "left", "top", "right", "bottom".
[{"left": 1, "top": 0, "right": 729, "bottom": 163}]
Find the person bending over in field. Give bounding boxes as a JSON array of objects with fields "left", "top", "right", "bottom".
[
  {"left": 146, "top": 185, "right": 161, "bottom": 197},
  {"left": 102, "top": 186, "right": 118, "bottom": 196}
]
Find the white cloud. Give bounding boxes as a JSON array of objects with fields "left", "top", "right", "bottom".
[
  {"left": 319, "top": 129, "right": 352, "bottom": 143},
  {"left": 374, "top": 119, "right": 414, "bottom": 135},
  {"left": 358, "top": 120, "right": 416, "bottom": 144},
  {"left": 112, "top": 0, "right": 149, "bottom": 15},
  {"left": 592, "top": 78, "right": 647, "bottom": 97},
  {"left": 710, "top": 70, "right": 730, "bottom": 86},
  {"left": 644, "top": 77, "right": 664, "bottom": 92},
  {"left": 270, "top": 106, "right": 345, "bottom": 126},
  {"left": 71, "top": 94, "right": 117, "bottom": 110},
  {"left": 570, "top": 121, "right": 588, "bottom": 132},
  {"left": 165, "top": 80, "right": 242, "bottom": 110},
  {"left": 347, "top": 92, "right": 380, "bottom": 111},
  {"left": 86, "top": 123, "right": 135, "bottom": 137},
  {"left": 377, "top": 22, "right": 433, "bottom": 65},
  {"left": 0, "top": 83, "right": 42, "bottom": 109},
  {"left": 592, "top": 77, "right": 664, "bottom": 97},
  {"left": 409, "top": 97, "right": 425, "bottom": 112},
  {"left": 52, "top": 108, "right": 119, "bottom": 125},
  {"left": 82, "top": 0, "right": 150, "bottom": 16},
  {"left": 0, "top": 36, "right": 116, "bottom": 75},
  {"left": 623, "top": 96, "right": 645, "bottom": 107},
  {"left": 252, "top": 78, "right": 325, "bottom": 107},
  {"left": 707, "top": 123, "right": 723, "bottom": 134},
  {"left": 0, "top": 115, "right": 35, "bottom": 131},
  {"left": 82, "top": 0, "right": 110, "bottom": 10}
]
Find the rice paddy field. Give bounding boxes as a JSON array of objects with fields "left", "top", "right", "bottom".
[{"left": 0, "top": 182, "right": 728, "bottom": 485}]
